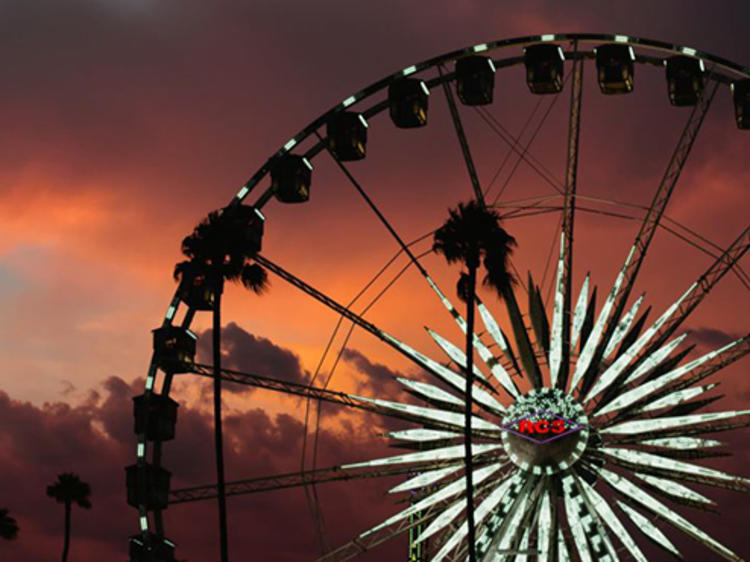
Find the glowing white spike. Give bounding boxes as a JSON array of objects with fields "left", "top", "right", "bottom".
[
  {"left": 387, "top": 428, "right": 460, "bottom": 442},
  {"left": 602, "top": 409, "right": 750, "bottom": 435},
  {"left": 570, "top": 245, "right": 635, "bottom": 391},
  {"left": 415, "top": 496, "right": 466, "bottom": 544},
  {"left": 640, "top": 436, "right": 722, "bottom": 449},
  {"left": 382, "top": 334, "right": 504, "bottom": 413},
  {"left": 388, "top": 466, "right": 462, "bottom": 494},
  {"left": 585, "top": 283, "right": 696, "bottom": 403},
  {"left": 549, "top": 233, "right": 566, "bottom": 386},
  {"left": 426, "top": 328, "right": 490, "bottom": 382},
  {"left": 343, "top": 442, "right": 502, "bottom": 469},
  {"left": 429, "top": 473, "right": 520, "bottom": 561},
  {"left": 638, "top": 383, "right": 718, "bottom": 413},
  {"left": 562, "top": 478, "right": 593, "bottom": 562},
  {"left": 596, "top": 338, "right": 743, "bottom": 416},
  {"left": 490, "top": 483, "right": 531, "bottom": 557},
  {"left": 423, "top": 276, "right": 512, "bottom": 394},
  {"left": 601, "top": 447, "right": 750, "bottom": 487},
  {"left": 576, "top": 477, "right": 647, "bottom": 562},
  {"left": 570, "top": 273, "right": 590, "bottom": 350},
  {"left": 633, "top": 472, "right": 715, "bottom": 505},
  {"left": 604, "top": 294, "right": 644, "bottom": 358},
  {"left": 622, "top": 333, "right": 689, "bottom": 385},
  {"left": 617, "top": 501, "right": 680, "bottom": 557},
  {"left": 599, "top": 468, "right": 743, "bottom": 561},
  {"left": 348, "top": 394, "right": 502, "bottom": 433},
  {"left": 536, "top": 491, "right": 552, "bottom": 560},
  {"left": 475, "top": 302, "right": 522, "bottom": 396},
  {"left": 361, "top": 464, "right": 502, "bottom": 537},
  {"left": 396, "top": 377, "right": 464, "bottom": 407}
]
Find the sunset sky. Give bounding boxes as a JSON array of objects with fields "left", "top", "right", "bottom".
[{"left": 1, "top": 1, "right": 749, "bottom": 560}]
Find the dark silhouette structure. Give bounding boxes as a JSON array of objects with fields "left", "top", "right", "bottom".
[{"left": 46, "top": 473, "right": 91, "bottom": 562}]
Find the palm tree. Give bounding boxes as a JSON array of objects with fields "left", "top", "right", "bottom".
[
  {"left": 0, "top": 509, "right": 18, "bottom": 541},
  {"left": 46, "top": 473, "right": 91, "bottom": 562},
  {"left": 433, "top": 200, "right": 518, "bottom": 562},
  {"left": 175, "top": 205, "right": 268, "bottom": 562}
]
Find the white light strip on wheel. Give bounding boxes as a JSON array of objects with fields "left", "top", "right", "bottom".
[
  {"left": 549, "top": 232, "right": 565, "bottom": 387},
  {"left": 432, "top": 472, "right": 521, "bottom": 561},
  {"left": 395, "top": 377, "right": 464, "bottom": 407},
  {"left": 603, "top": 294, "right": 644, "bottom": 359},
  {"left": 388, "top": 465, "right": 462, "bottom": 494},
  {"left": 633, "top": 472, "right": 715, "bottom": 505},
  {"left": 562, "top": 476, "right": 593, "bottom": 562},
  {"left": 576, "top": 476, "right": 647, "bottom": 562},
  {"left": 622, "top": 333, "right": 688, "bottom": 385},
  {"left": 617, "top": 501, "right": 680, "bottom": 557},
  {"left": 585, "top": 282, "right": 696, "bottom": 403},
  {"left": 596, "top": 337, "right": 743, "bottom": 416},
  {"left": 637, "top": 383, "right": 718, "bottom": 413},
  {"left": 598, "top": 468, "right": 742, "bottom": 562},
  {"left": 342, "top": 442, "right": 502, "bottom": 469},
  {"left": 640, "top": 436, "right": 722, "bottom": 449},
  {"left": 360, "top": 463, "right": 502, "bottom": 538},
  {"left": 570, "top": 273, "right": 590, "bottom": 350},
  {"left": 570, "top": 246, "right": 635, "bottom": 392},
  {"left": 601, "top": 447, "right": 750, "bottom": 486},
  {"left": 349, "top": 394, "right": 501, "bottom": 432},
  {"left": 386, "top": 428, "right": 460, "bottom": 442},
  {"left": 536, "top": 490, "right": 552, "bottom": 560},
  {"left": 602, "top": 409, "right": 750, "bottom": 435}
]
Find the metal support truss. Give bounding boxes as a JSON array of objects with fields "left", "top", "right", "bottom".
[
  {"left": 168, "top": 458, "right": 485, "bottom": 505},
  {"left": 557, "top": 43, "right": 584, "bottom": 390},
  {"left": 579, "top": 77, "right": 720, "bottom": 397},
  {"left": 183, "top": 362, "right": 501, "bottom": 439},
  {"left": 598, "top": 227, "right": 750, "bottom": 407},
  {"left": 438, "top": 64, "right": 485, "bottom": 205}
]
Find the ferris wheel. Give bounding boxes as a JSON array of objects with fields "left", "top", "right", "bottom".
[{"left": 126, "top": 33, "right": 750, "bottom": 561}]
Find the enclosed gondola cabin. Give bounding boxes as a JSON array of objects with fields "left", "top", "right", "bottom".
[
  {"left": 177, "top": 263, "right": 214, "bottom": 311},
  {"left": 272, "top": 154, "right": 312, "bottom": 203},
  {"left": 153, "top": 326, "right": 196, "bottom": 373},
  {"left": 221, "top": 204, "right": 264, "bottom": 256},
  {"left": 133, "top": 393, "right": 179, "bottom": 442},
  {"left": 129, "top": 533, "right": 176, "bottom": 562},
  {"left": 455, "top": 55, "right": 496, "bottom": 105},
  {"left": 595, "top": 44, "right": 635, "bottom": 95},
  {"left": 732, "top": 79, "right": 750, "bottom": 129},
  {"left": 665, "top": 55, "right": 705, "bottom": 106},
  {"left": 524, "top": 44, "right": 565, "bottom": 94},
  {"left": 327, "top": 111, "right": 368, "bottom": 161},
  {"left": 388, "top": 78, "right": 429, "bottom": 128},
  {"left": 126, "top": 463, "right": 171, "bottom": 511}
]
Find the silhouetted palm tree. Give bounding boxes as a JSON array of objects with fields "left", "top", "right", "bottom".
[
  {"left": 175, "top": 206, "right": 268, "bottom": 562},
  {"left": 46, "top": 473, "right": 91, "bottom": 562},
  {"left": 0, "top": 509, "right": 18, "bottom": 541},
  {"left": 433, "top": 200, "right": 517, "bottom": 562}
]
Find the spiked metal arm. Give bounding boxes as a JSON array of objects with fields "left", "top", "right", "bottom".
[
  {"left": 168, "top": 457, "right": 494, "bottom": 504},
  {"left": 579, "top": 79, "right": 720, "bottom": 397},
  {"left": 555, "top": 46, "right": 584, "bottom": 391}
]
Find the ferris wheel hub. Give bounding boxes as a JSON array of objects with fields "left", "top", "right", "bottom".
[{"left": 500, "top": 388, "right": 589, "bottom": 474}]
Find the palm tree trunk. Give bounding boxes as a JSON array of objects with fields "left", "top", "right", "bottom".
[
  {"left": 464, "top": 264, "right": 477, "bottom": 562},
  {"left": 61, "top": 501, "right": 70, "bottom": 562},
  {"left": 213, "top": 275, "right": 229, "bottom": 562},
  {"left": 500, "top": 283, "right": 542, "bottom": 388}
]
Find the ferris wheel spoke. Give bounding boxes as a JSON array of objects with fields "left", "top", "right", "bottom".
[
  {"left": 575, "top": 475, "right": 647, "bottom": 562},
  {"left": 437, "top": 64, "right": 485, "bottom": 205},
  {"left": 633, "top": 471, "right": 716, "bottom": 507},
  {"left": 578, "top": 78, "right": 721, "bottom": 398},
  {"left": 168, "top": 459, "right": 461, "bottom": 505},
  {"left": 616, "top": 501, "right": 681, "bottom": 558},
  {"left": 553, "top": 46, "right": 585, "bottom": 392},
  {"left": 597, "top": 466, "right": 743, "bottom": 562},
  {"left": 594, "top": 335, "right": 750, "bottom": 417},
  {"left": 600, "top": 447, "right": 750, "bottom": 492}
]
